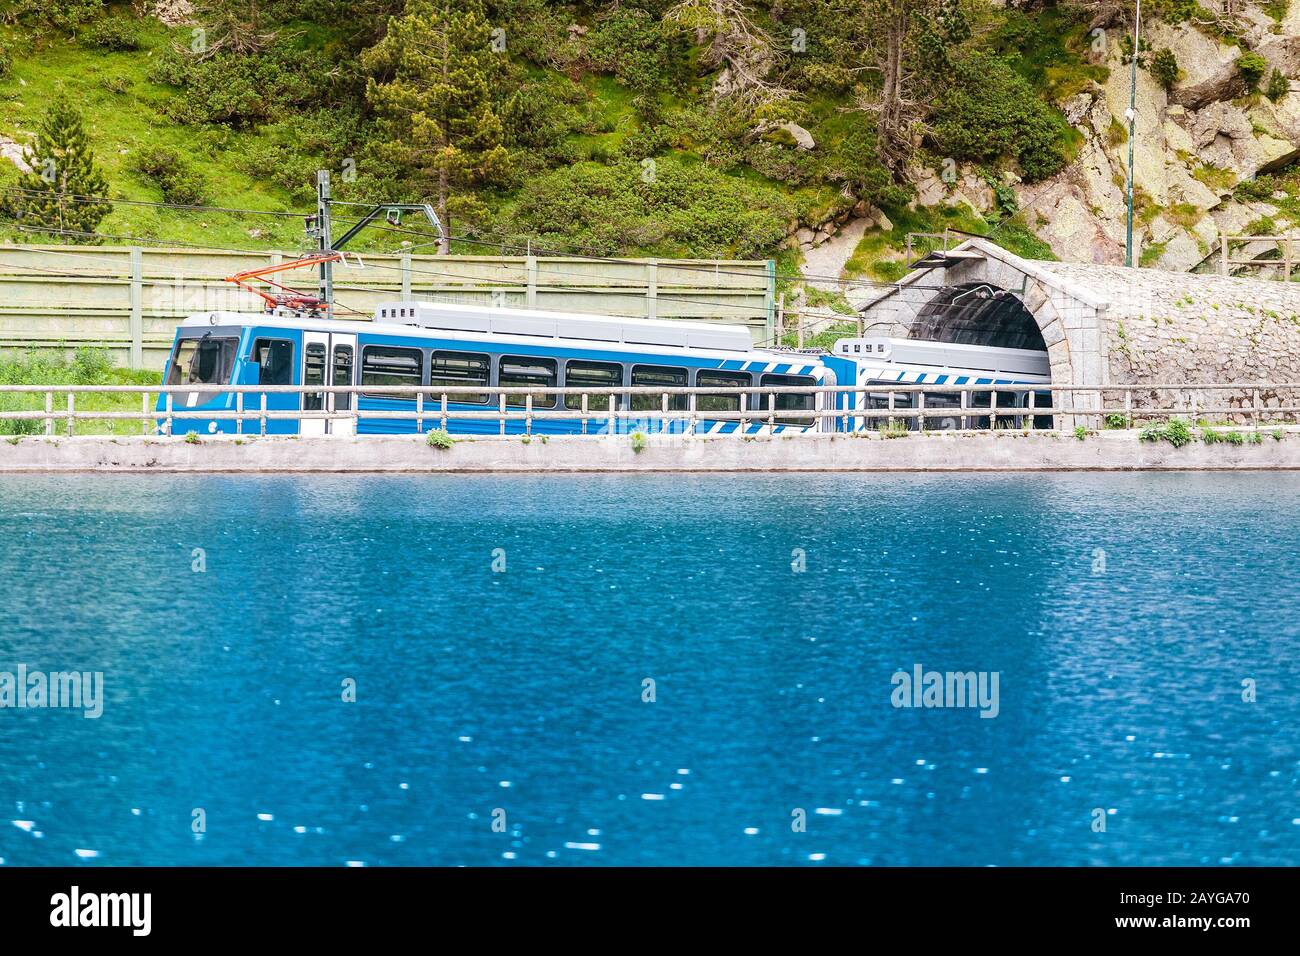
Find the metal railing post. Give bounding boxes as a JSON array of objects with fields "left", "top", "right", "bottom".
[
  {"left": 260, "top": 393, "right": 267, "bottom": 435},
  {"left": 165, "top": 393, "right": 173, "bottom": 436},
  {"left": 441, "top": 393, "right": 448, "bottom": 432},
  {"left": 739, "top": 392, "right": 748, "bottom": 435},
  {"left": 416, "top": 391, "right": 424, "bottom": 433},
  {"left": 525, "top": 393, "right": 533, "bottom": 435},
  {"left": 44, "top": 391, "right": 53, "bottom": 436},
  {"left": 767, "top": 393, "right": 775, "bottom": 432},
  {"left": 236, "top": 392, "right": 244, "bottom": 436},
  {"left": 499, "top": 394, "right": 506, "bottom": 436},
  {"left": 66, "top": 392, "right": 74, "bottom": 437},
  {"left": 142, "top": 391, "right": 151, "bottom": 435},
  {"left": 608, "top": 392, "right": 616, "bottom": 436},
  {"left": 581, "top": 392, "right": 588, "bottom": 435}
]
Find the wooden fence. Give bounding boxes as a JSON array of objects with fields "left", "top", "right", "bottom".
[{"left": 0, "top": 245, "right": 776, "bottom": 369}]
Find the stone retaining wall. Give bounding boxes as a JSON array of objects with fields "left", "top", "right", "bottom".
[{"left": 2, "top": 432, "right": 1298, "bottom": 473}]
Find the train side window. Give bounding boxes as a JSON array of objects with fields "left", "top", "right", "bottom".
[
  {"left": 303, "top": 342, "right": 326, "bottom": 411},
  {"left": 631, "top": 365, "right": 688, "bottom": 411},
  {"left": 430, "top": 350, "right": 490, "bottom": 405},
  {"left": 333, "top": 344, "right": 354, "bottom": 411},
  {"left": 696, "top": 369, "right": 751, "bottom": 413},
  {"left": 250, "top": 338, "right": 295, "bottom": 386},
  {"left": 500, "top": 355, "right": 558, "bottom": 408},
  {"left": 564, "top": 360, "right": 622, "bottom": 410},
  {"left": 760, "top": 373, "right": 817, "bottom": 425},
  {"left": 361, "top": 345, "right": 422, "bottom": 399}
]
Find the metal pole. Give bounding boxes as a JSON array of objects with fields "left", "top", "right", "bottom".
[
  {"left": 1125, "top": 0, "right": 1141, "bottom": 267},
  {"left": 317, "top": 169, "right": 333, "bottom": 315}
]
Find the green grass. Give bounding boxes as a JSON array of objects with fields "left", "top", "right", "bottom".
[
  {"left": 780, "top": 320, "right": 856, "bottom": 350},
  {"left": 0, "top": 15, "right": 314, "bottom": 250},
  {"left": 0, "top": 348, "right": 158, "bottom": 435}
]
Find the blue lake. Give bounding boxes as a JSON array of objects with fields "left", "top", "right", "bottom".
[{"left": 0, "top": 473, "right": 1296, "bottom": 866}]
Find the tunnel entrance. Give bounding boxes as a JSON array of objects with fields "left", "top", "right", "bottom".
[{"left": 909, "top": 283, "right": 1047, "bottom": 352}]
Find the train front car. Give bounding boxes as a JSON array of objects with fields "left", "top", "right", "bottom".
[{"left": 156, "top": 312, "right": 324, "bottom": 437}]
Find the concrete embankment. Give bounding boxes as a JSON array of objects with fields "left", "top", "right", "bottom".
[{"left": 2, "top": 431, "right": 1300, "bottom": 472}]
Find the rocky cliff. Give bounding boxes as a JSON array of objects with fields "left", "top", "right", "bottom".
[{"left": 909, "top": 2, "right": 1300, "bottom": 272}]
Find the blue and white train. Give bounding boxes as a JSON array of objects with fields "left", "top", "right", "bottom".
[{"left": 157, "top": 301, "right": 1052, "bottom": 435}]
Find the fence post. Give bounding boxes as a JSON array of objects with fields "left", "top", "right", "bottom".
[
  {"left": 142, "top": 391, "right": 151, "bottom": 435},
  {"left": 236, "top": 392, "right": 243, "bottom": 436},
  {"left": 44, "top": 392, "right": 53, "bottom": 436},
  {"left": 608, "top": 392, "right": 616, "bottom": 437},
  {"left": 165, "top": 393, "right": 173, "bottom": 436},
  {"left": 499, "top": 394, "right": 506, "bottom": 436},
  {"left": 525, "top": 393, "right": 533, "bottom": 435},
  {"left": 646, "top": 259, "right": 658, "bottom": 320},
  {"left": 526, "top": 255, "right": 537, "bottom": 307},
  {"left": 129, "top": 246, "right": 143, "bottom": 370},
  {"left": 401, "top": 252, "right": 412, "bottom": 299},
  {"left": 440, "top": 393, "right": 448, "bottom": 432},
  {"left": 259, "top": 393, "right": 266, "bottom": 436},
  {"left": 66, "top": 392, "right": 74, "bottom": 438},
  {"left": 416, "top": 391, "right": 424, "bottom": 433},
  {"left": 581, "top": 392, "right": 588, "bottom": 436}
]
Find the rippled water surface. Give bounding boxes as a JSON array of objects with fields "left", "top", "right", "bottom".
[{"left": 0, "top": 473, "right": 1296, "bottom": 866}]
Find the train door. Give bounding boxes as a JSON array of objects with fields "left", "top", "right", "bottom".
[{"left": 302, "top": 331, "right": 357, "bottom": 435}]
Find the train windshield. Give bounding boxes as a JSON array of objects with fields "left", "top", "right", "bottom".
[{"left": 166, "top": 336, "right": 238, "bottom": 386}]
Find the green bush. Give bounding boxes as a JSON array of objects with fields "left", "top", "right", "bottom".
[
  {"left": 17, "top": 0, "right": 104, "bottom": 31},
  {"left": 1266, "top": 69, "right": 1289, "bottom": 102},
  {"left": 586, "top": 7, "right": 684, "bottom": 95},
  {"left": 1150, "top": 49, "right": 1178, "bottom": 91},
  {"left": 1139, "top": 417, "right": 1193, "bottom": 447},
  {"left": 930, "top": 55, "right": 1068, "bottom": 183},
  {"left": 83, "top": 16, "right": 141, "bottom": 51},
  {"left": 129, "top": 146, "right": 209, "bottom": 205},
  {"left": 149, "top": 43, "right": 337, "bottom": 127},
  {"left": 1238, "top": 52, "right": 1269, "bottom": 90},
  {"left": 500, "top": 156, "right": 797, "bottom": 258}
]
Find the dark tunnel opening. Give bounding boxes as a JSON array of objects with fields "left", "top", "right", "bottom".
[{"left": 910, "top": 283, "right": 1047, "bottom": 352}]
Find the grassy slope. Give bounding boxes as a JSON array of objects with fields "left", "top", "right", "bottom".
[
  {"left": 0, "top": 16, "right": 309, "bottom": 250},
  {"left": 0, "top": 6, "right": 1085, "bottom": 276}
]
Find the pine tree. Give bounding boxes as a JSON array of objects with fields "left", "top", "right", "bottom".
[
  {"left": 11, "top": 96, "right": 112, "bottom": 240},
  {"left": 362, "top": 0, "right": 510, "bottom": 253}
]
